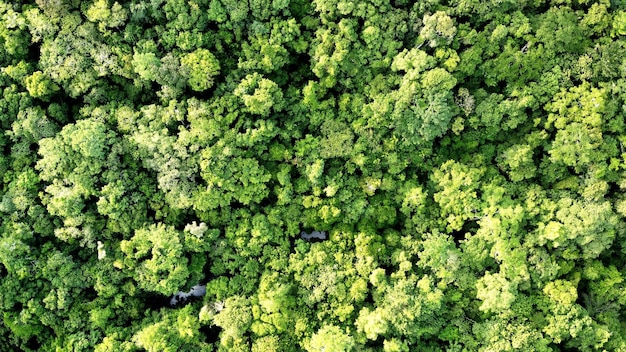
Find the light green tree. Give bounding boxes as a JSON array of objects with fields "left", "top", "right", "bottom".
[
  {"left": 307, "top": 325, "right": 355, "bottom": 352},
  {"left": 181, "top": 48, "right": 220, "bottom": 91},
  {"left": 120, "top": 223, "right": 189, "bottom": 295}
]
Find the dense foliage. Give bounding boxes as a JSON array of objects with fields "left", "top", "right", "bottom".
[{"left": 1, "top": 0, "right": 626, "bottom": 350}]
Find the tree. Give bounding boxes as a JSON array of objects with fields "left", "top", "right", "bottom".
[
  {"left": 181, "top": 48, "right": 220, "bottom": 91},
  {"left": 535, "top": 6, "right": 590, "bottom": 54},
  {"left": 211, "top": 296, "right": 253, "bottom": 351},
  {"left": 36, "top": 118, "right": 119, "bottom": 245},
  {"left": 132, "top": 52, "right": 161, "bottom": 82},
  {"left": 419, "top": 11, "right": 457, "bottom": 48},
  {"left": 84, "top": 0, "right": 128, "bottom": 34},
  {"left": 307, "top": 325, "right": 355, "bottom": 352},
  {"left": 234, "top": 73, "right": 284, "bottom": 116},
  {"left": 537, "top": 197, "right": 619, "bottom": 260},
  {"left": 476, "top": 271, "right": 517, "bottom": 313},
  {"left": 431, "top": 160, "right": 485, "bottom": 232},
  {"left": 24, "top": 71, "right": 59, "bottom": 100},
  {"left": 120, "top": 223, "right": 190, "bottom": 295},
  {"left": 133, "top": 306, "right": 211, "bottom": 352}
]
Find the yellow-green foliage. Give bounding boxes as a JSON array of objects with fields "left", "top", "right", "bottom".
[{"left": 0, "top": 0, "right": 625, "bottom": 351}]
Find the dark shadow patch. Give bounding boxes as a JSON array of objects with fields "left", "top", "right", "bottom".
[
  {"left": 200, "top": 324, "right": 222, "bottom": 344},
  {"left": 451, "top": 220, "right": 479, "bottom": 245}
]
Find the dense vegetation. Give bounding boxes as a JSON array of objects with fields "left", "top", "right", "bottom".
[{"left": 1, "top": 0, "right": 626, "bottom": 350}]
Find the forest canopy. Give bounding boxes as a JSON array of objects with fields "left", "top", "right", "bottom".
[{"left": 1, "top": 0, "right": 626, "bottom": 351}]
